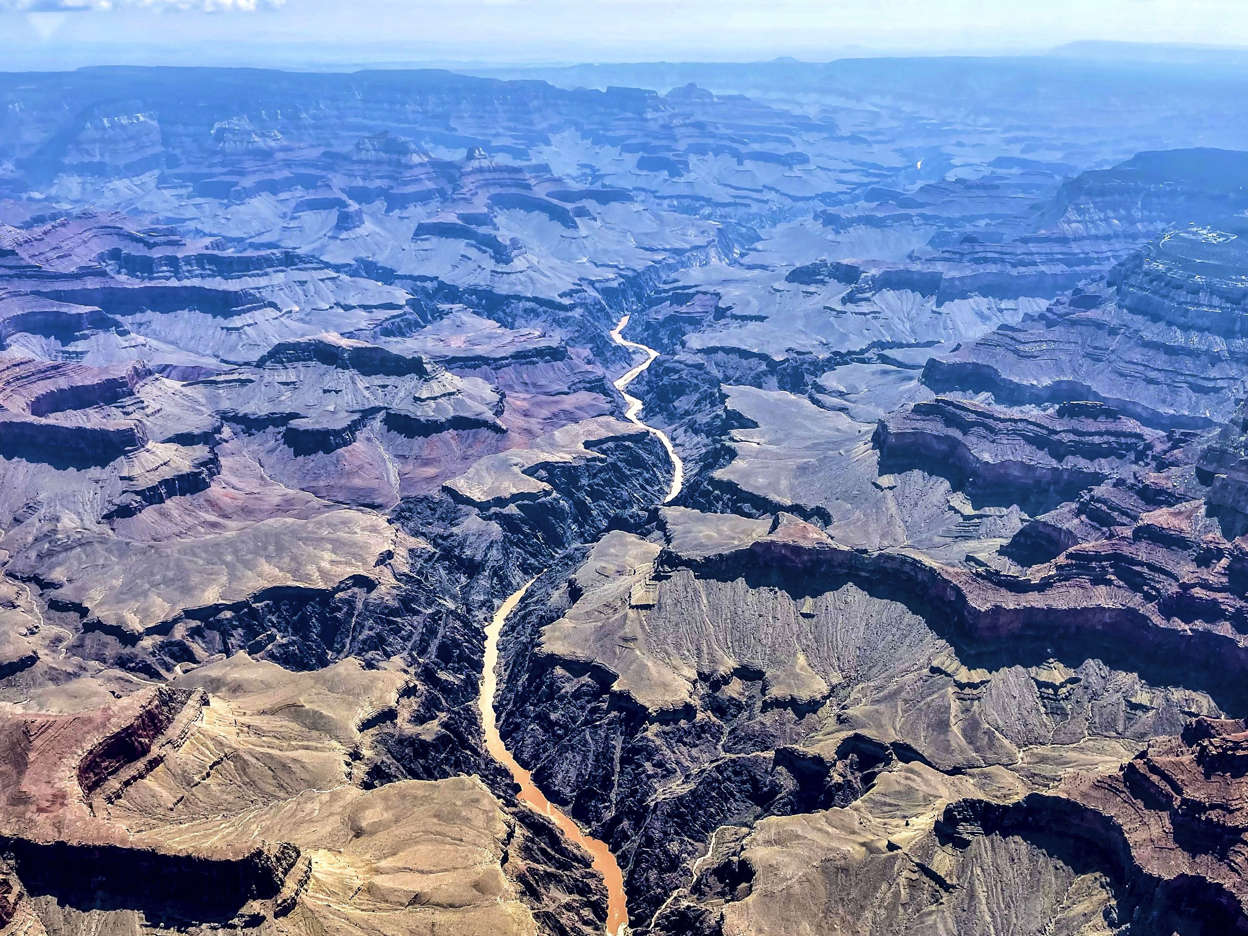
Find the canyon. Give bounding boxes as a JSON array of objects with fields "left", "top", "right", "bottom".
[
  {"left": 477, "top": 318, "right": 684, "bottom": 936},
  {"left": 0, "top": 53, "right": 1246, "bottom": 936}
]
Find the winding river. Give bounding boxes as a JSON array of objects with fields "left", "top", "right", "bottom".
[
  {"left": 478, "top": 317, "right": 684, "bottom": 936},
  {"left": 479, "top": 579, "right": 629, "bottom": 935},
  {"left": 609, "top": 314, "right": 684, "bottom": 505}
]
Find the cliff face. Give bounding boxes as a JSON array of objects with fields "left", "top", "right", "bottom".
[
  {"left": 495, "top": 499, "right": 1248, "bottom": 932},
  {"left": 929, "top": 715, "right": 1248, "bottom": 935},
  {"left": 0, "top": 658, "right": 606, "bottom": 935},
  {"left": 922, "top": 229, "right": 1248, "bottom": 433}
]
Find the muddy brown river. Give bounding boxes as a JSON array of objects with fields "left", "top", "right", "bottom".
[
  {"left": 479, "top": 319, "right": 685, "bottom": 936},
  {"left": 480, "top": 578, "right": 630, "bottom": 935}
]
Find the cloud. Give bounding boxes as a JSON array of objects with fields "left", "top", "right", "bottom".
[
  {"left": 16, "top": 0, "right": 99, "bottom": 9},
  {"left": 3, "top": 0, "right": 285, "bottom": 10}
]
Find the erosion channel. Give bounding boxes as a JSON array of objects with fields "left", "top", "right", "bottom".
[{"left": 479, "top": 316, "right": 683, "bottom": 936}]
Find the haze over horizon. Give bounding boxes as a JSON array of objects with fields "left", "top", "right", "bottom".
[{"left": 3, "top": 0, "right": 1248, "bottom": 69}]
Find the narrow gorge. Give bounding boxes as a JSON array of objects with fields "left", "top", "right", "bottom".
[{"left": 479, "top": 316, "right": 685, "bottom": 936}]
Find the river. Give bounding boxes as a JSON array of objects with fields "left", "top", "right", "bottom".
[
  {"left": 609, "top": 314, "right": 684, "bottom": 504},
  {"left": 477, "top": 318, "right": 684, "bottom": 936},
  {"left": 479, "top": 578, "right": 630, "bottom": 935}
]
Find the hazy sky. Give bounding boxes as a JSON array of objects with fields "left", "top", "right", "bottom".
[{"left": 3, "top": 0, "right": 1248, "bottom": 66}]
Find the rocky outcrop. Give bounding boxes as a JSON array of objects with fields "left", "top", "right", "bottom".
[
  {"left": 1199, "top": 399, "right": 1248, "bottom": 533},
  {"left": 874, "top": 397, "right": 1161, "bottom": 508},
  {"left": 0, "top": 413, "right": 147, "bottom": 469},
  {"left": 255, "top": 334, "right": 434, "bottom": 377},
  {"left": 785, "top": 259, "right": 862, "bottom": 286},
  {"left": 196, "top": 332, "right": 504, "bottom": 463},
  {"left": 1066, "top": 716, "right": 1248, "bottom": 922},
  {"left": 1110, "top": 231, "right": 1248, "bottom": 337},
  {"left": 488, "top": 192, "right": 579, "bottom": 228},
  {"left": 935, "top": 715, "right": 1248, "bottom": 934},
  {"left": 922, "top": 228, "right": 1248, "bottom": 431},
  {"left": 1044, "top": 148, "right": 1248, "bottom": 236},
  {"left": 76, "top": 685, "right": 203, "bottom": 796},
  {"left": 413, "top": 221, "right": 519, "bottom": 263},
  {"left": 0, "top": 839, "right": 300, "bottom": 925},
  {"left": 0, "top": 658, "right": 603, "bottom": 935}
]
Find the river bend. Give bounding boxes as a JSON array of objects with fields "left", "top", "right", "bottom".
[{"left": 478, "top": 317, "right": 683, "bottom": 935}]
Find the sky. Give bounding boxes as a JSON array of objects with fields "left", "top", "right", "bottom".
[{"left": 3, "top": 0, "right": 1248, "bottom": 68}]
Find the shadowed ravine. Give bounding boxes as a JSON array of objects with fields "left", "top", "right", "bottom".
[
  {"left": 479, "top": 320, "right": 684, "bottom": 936},
  {"left": 480, "top": 577, "right": 630, "bottom": 935}
]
